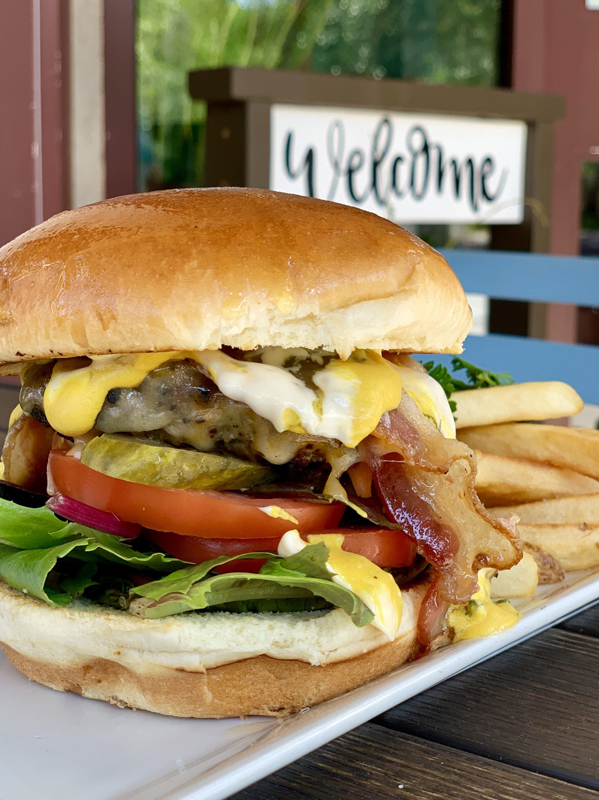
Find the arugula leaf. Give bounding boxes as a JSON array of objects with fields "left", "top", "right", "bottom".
[
  {"left": 421, "top": 357, "right": 515, "bottom": 410},
  {"left": 450, "top": 357, "right": 515, "bottom": 391},
  {"left": 0, "top": 500, "right": 375, "bottom": 629},
  {"left": 132, "top": 569, "right": 374, "bottom": 626},
  {"left": 260, "top": 541, "right": 331, "bottom": 581},
  {"left": 130, "top": 542, "right": 374, "bottom": 626}
]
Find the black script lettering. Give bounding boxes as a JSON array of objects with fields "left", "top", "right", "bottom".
[
  {"left": 391, "top": 155, "right": 405, "bottom": 197},
  {"left": 347, "top": 148, "right": 368, "bottom": 203},
  {"left": 481, "top": 157, "right": 508, "bottom": 202},
  {"left": 285, "top": 131, "right": 315, "bottom": 197},
  {"left": 371, "top": 118, "right": 392, "bottom": 205},
  {"left": 435, "top": 145, "right": 479, "bottom": 212},
  {"left": 326, "top": 120, "right": 345, "bottom": 201},
  {"left": 407, "top": 126, "right": 430, "bottom": 201}
]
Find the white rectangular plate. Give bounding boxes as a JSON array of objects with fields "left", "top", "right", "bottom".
[{"left": 2, "top": 569, "right": 598, "bottom": 800}]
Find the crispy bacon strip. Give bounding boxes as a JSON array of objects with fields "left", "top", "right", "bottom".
[
  {"left": 365, "top": 393, "right": 521, "bottom": 646},
  {"left": 2, "top": 412, "right": 54, "bottom": 493}
]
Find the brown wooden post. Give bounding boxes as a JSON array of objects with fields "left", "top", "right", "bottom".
[
  {"left": 190, "top": 67, "right": 563, "bottom": 215},
  {"left": 104, "top": 0, "right": 137, "bottom": 198},
  {"left": 0, "top": 0, "right": 70, "bottom": 246}
]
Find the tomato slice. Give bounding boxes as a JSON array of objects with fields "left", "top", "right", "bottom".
[
  {"left": 315, "top": 527, "right": 417, "bottom": 568},
  {"left": 48, "top": 450, "right": 344, "bottom": 539},
  {"left": 144, "top": 527, "right": 417, "bottom": 572}
]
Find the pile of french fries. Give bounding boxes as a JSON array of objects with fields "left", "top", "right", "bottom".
[{"left": 454, "top": 381, "right": 599, "bottom": 592}]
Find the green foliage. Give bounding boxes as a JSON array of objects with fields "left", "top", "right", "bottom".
[
  {"left": 450, "top": 357, "right": 515, "bottom": 390},
  {"left": 422, "top": 357, "right": 515, "bottom": 412},
  {"left": 0, "top": 499, "right": 372, "bottom": 625},
  {"left": 132, "top": 542, "right": 374, "bottom": 625},
  {"left": 137, "top": 0, "right": 502, "bottom": 190},
  {"left": 136, "top": 0, "right": 334, "bottom": 188},
  {"left": 311, "top": 0, "right": 501, "bottom": 85}
]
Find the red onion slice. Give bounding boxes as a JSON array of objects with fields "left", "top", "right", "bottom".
[{"left": 46, "top": 493, "right": 141, "bottom": 539}]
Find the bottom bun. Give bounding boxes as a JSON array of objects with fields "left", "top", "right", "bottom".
[{"left": 0, "top": 580, "right": 426, "bottom": 717}]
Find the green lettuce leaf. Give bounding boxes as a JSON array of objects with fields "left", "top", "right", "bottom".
[
  {"left": 0, "top": 499, "right": 190, "bottom": 607},
  {"left": 132, "top": 569, "right": 373, "bottom": 626},
  {"left": 61, "top": 562, "right": 99, "bottom": 598},
  {"left": 260, "top": 540, "right": 331, "bottom": 580},
  {"left": 0, "top": 498, "right": 77, "bottom": 548},
  {"left": 0, "top": 500, "right": 375, "bottom": 628},
  {"left": 0, "top": 538, "right": 92, "bottom": 604},
  {"left": 131, "top": 543, "right": 374, "bottom": 626},
  {"left": 0, "top": 530, "right": 189, "bottom": 607}
]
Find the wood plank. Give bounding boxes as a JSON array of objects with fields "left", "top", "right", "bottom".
[
  {"left": 233, "top": 724, "right": 598, "bottom": 800},
  {"left": 436, "top": 335, "right": 599, "bottom": 405},
  {"left": 441, "top": 249, "right": 599, "bottom": 305},
  {"left": 560, "top": 603, "right": 599, "bottom": 638},
  {"left": 379, "top": 629, "right": 599, "bottom": 790},
  {"left": 189, "top": 67, "right": 565, "bottom": 123}
]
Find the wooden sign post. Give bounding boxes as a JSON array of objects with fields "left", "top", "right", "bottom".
[{"left": 189, "top": 67, "right": 564, "bottom": 255}]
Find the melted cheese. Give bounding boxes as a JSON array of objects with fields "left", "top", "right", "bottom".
[
  {"left": 9, "top": 404, "right": 23, "bottom": 428},
  {"left": 447, "top": 568, "right": 520, "bottom": 642},
  {"left": 258, "top": 506, "right": 299, "bottom": 525},
  {"left": 44, "top": 353, "right": 181, "bottom": 437},
  {"left": 314, "top": 352, "right": 404, "bottom": 446},
  {"left": 388, "top": 362, "right": 456, "bottom": 438},
  {"left": 278, "top": 530, "right": 403, "bottom": 641},
  {"left": 41, "top": 347, "right": 455, "bottom": 446},
  {"left": 197, "top": 349, "right": 404, "bottom": 448}
]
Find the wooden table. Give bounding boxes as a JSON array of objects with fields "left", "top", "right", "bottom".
[{"left": 234, "top": 603, "right": 599, "bottom": 799}]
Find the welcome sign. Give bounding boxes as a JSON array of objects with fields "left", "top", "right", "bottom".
[{"left": 270, "top": 104, "right": 527, "bottom": 225}]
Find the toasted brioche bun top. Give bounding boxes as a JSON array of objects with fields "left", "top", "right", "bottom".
[{"left": 0, "top": 188, "right": 471, "bottom": 367}]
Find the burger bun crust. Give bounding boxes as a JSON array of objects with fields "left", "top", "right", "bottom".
[
  {"left": 0, "top": 580, "right": 425, "bottom": 717},
  {"left": 0, "top": 189, "right": 471, "bottom": 367}
]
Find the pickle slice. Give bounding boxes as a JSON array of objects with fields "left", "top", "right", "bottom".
[{"left": 81, "top": 434, "right": 276, "bottom": 491}]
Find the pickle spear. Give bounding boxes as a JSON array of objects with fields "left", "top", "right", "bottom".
[{"left": 81, "top": 434, "right": 276, "bottom": 491}]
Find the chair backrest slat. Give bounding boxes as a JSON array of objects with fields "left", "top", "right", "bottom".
[
  {"left": 434, "top": 249, "right": 599, "bottom": 405},
  {"left": 435, "top": 334, "right": 598, "bottom": 406},
  {"left": 440, "top": 249, "right": 599, "bottom": 306}
]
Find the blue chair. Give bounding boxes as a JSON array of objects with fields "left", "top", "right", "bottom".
[{"left": 436, "top": 249, "right": 599, "bottom": 405}]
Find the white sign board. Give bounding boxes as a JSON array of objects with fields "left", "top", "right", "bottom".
[
  {"left": 586, "top": 0, "right": 599, "bottom": 9},
  {"left": 270, "top": 104, "right": 528, "bottom": 225}
]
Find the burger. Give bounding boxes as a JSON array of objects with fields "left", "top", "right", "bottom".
[{"left": 0, "top": 189, "right": 521, "bottom": 717}]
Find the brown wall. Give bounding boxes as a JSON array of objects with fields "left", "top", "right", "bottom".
[
  {"left": 0, "top": 1, "right": 39, "bottom": 245},
  {"left": 0, "top": 0, "right": 68, "bottom": 248},
  {"left": 0, "top": 0, "right": 136, "bottom": 252},
  {"left": 104, "top": 0, "right": 137, "bottom": 199},
  {"left": 512, "top": 0, "right": 599, "bottom": 256}
]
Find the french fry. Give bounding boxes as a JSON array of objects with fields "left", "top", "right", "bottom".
[
  {"left": 454, "top": 382, "right": 583, "bottom": 429},
  {"left": 487, "top": 493, "right": 599, "bottom": 525},
  {"left": 474, "top": 450, "right": 599, "bottom": 506},
  {"left": 519, "top": 524, "right": 599, "bottom": 571},
  {"left": 491, "top": 552, "right": 539, "bottom": 598},
  {"left": 459, "top": 423, "right": 599, "bottom": 480},
  {"left": 523, "top": 543, "right": 564, "bottom": 585}
]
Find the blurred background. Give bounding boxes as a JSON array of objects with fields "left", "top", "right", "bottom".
[
  {"left": 0, "top": 0, "right": 599, "bottom": 439},
  {"left": 2, "top": 0, "right": 598, "bottom": 254}
]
